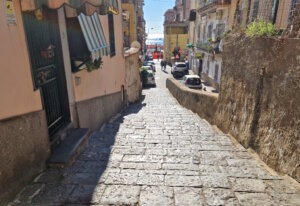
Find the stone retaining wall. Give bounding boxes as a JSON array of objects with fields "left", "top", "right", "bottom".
[
  {"left": 167, "top": 36, "right": 300, "bottom": 182},
  {"left": 166, "top": 79, "right": 218, "bottom": 125}
]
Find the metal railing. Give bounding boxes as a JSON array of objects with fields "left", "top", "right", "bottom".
[
  {"left": 196, "top": 40, "right": 221, "bottom": 54},
  {"left": 198, "top": 0, "right": 231, "bottom": 10}
]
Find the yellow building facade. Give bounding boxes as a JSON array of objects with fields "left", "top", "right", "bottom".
[
  {"left": 122, "top": 2, "right": 137, "bottom": 45},
  {"left": 164, "top": 24, "right": 189, "bottom": 63}
]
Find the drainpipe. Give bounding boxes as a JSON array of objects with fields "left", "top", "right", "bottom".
[
  {"left": 246, "top": 0, "right": 252, "bottom": 24},
  {"left": 272, "top": 0, "right": 279, "bottom": 24}
]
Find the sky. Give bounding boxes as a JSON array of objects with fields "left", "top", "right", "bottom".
[{"left": 144, "top": 0, "right": 174, "bottom": 38}]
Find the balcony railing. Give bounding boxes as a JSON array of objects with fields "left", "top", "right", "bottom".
[
  {"left": 196, "top": 40, "right": 221, "bottom": 54},
  {"left": 198, "top": 0, "right": 231, "bottom": 11}
]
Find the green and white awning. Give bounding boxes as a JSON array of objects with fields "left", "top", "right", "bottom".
[
  {"left": 78, "top": 13, "right": 109, "bottom": 60},
  {"left": 21, "top": 0, "right": 119, "bottom": 16}
]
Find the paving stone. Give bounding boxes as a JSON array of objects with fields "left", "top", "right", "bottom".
[
  {"left": 230, "top": 178, "right": 266, "bottom": 192},
  {"left": 139, "top": 186, "right": 173, "bottom": 206},
  {"left": 31, "top": 184, "right": 74, "bottom": 204},
  {"left": 137, "top": 174, "right": 165, "bottom": 186},
  {"left": 224, "top": 166, "right": 259, "bottom": 178},
  {"left": 199, "top": 165, "right": 222, "bottom": 174},
  {"left": 145, "top": 149, "right": 168, "bottom": 155},
  {"left": 63, "top": 172, "right": 106, "bottom": 185},
  {"left": 174, "top": 187, "right": 204, "bottom": 206},
  {"left": 113, "top": 147, "right": 145, "bottom": 155},
  {"left": 201, "top": 174, "right": 230, "bottom": 188},
  {"left": 120, "top": 162, "right": 162, "bottom": 170},
  {"left": 265, "top": 180, "right": 300, "bottom": 194},
  {"left": 162, "top": 163, "right": 199, "bottom": 171},
  {"left": 235, "top": 192, "right": 273, "bottom": 206},
  {"left": 204, "top": 188, "right": 237, "bottom": 206},
  {"left": 105, "top": 172, "right": 138, "bottom": 185},
  {"left": 100, "top": 185, "right": 140, "bottom": 205},
  {"left": 66, "top": 184, "right": 105, "bottom": 204},
  {"left": 166, "top": 170, "right": 200, "bottom": 176},
  {"left": 165, "top": 175, "right": 202, "bottom": 187},
  {"left": 123, "top": 154, "right": 164, "bottom": 163},
  {"left": 13, "top": 184, "right": 45, "bottom": 203}
]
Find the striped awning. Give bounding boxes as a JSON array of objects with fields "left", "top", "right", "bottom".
[
  {"left": 78, "top": 13, "right": 109, "bottom": 60},
  {"left": 21, "top": 0, "right": 119, "bottom": 16}
]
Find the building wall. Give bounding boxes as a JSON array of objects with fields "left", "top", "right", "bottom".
[
  {"left": 228, "top": 0, "right": 293, "bottom": 30},
  {"left": 0, "top": 3, "right": 50, "bottom": 204},
  {"left": 0, "top": 110, "right": 50, "bottom": 205},
  {"left": 196, "top": 4, "right": 230, "bottom": 90},
  {"left": 122, "top": 3, "right": 137, "bottom": 44},
  {"left": 164, "top": 33, "right": 189, "bottom": 62},
  {"left": 72, "top": 11, "right": 126, "bottom": 103},
  {"left": 275, "top": 0, "right": 291, "bottom": 29},
  {"left": 0, "top": 0, "right": 42, "bottom": 120}
]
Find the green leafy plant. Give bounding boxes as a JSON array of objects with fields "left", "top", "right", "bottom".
[
  {"left": 86, "top": 57, "right": 103, "bottom": 72},
  {"left": 195, "top": 51, "right": 203, "bottom": 59},
  {"left": 207, "top": 37, "right": 213, "bottom": 42},
  {"left": 245, "top": 20, "right": 278, "bottom": 37}
]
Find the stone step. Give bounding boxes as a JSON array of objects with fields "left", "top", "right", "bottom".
[{"left": 47, "top": 128, "right": 90, "bottom": 167}]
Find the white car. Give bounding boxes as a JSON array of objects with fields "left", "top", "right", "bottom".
[
  {"left": 171, "top": 62, "right": 188, "bottom": 78},
  {"left": 141, "top": 66, "right": 154, "bottom": 74},
  {"left": 182, "top": 75, "right": 202, "bottom": 89},
  {"left": 146, "top": 61, "right": 156, "bottom": 72},
  {"left": 146, "top": 71, "right": 156, "bottom": 86}
]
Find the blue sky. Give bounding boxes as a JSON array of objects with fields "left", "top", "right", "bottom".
[{"left": 144, "top": 0, "right": 174, "bottom": 37}]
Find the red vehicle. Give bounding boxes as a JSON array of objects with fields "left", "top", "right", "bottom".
[{"left": 152, "top": 51, "right": 163, "bottom": 59}]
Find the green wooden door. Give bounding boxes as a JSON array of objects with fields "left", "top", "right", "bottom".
[{"left": 23, "top": 7, "right": 70, "bottom": 139}]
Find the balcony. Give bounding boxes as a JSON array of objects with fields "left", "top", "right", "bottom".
[
  {"left": 198, "top": 0, "right": 231, "bottom": 12},
  {"left": 196, "top": 40, "right": 221, "bottom": 54}
]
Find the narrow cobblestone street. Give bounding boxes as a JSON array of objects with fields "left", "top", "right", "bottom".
[{"left": 11, "top": 62, "right": 300, "bottom": 205}]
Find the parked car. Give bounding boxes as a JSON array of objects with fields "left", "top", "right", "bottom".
[
  {"left": 146, "top": 54, "right": 153, "bottom": 61},
  {"left": 182, "top": 75, "right": 202, "bottom": 89},
  {"left": 144, "top": 61, "right": 156, "bottom": 72},
  {"left": 171, "top": 62, "right": 188, "bottom": 78},
  {"left": 140, "top": 66, "right": 155, "bottom": 74},
  {"left": 146, "top": 71, "right": 156, "bottom": 86},
  {"left": 140, "top": 68, "right": 156, "bottom": 87}
]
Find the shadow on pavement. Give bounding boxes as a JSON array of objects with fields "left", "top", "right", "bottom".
[
  {"left": 142, "top": 85, "right": 156, "bottom": 90},
  {"left": 12, "top": 95, "right": 147, "bottom": 205}
]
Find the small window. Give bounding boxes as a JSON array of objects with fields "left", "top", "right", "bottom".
[{"left": 108, "top": 13, "right": 116, "bottom": 57}]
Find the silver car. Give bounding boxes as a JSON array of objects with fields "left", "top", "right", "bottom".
[
  {"left": 171, "top": 62, "right": 188, "bottom": 78},
  {"left": 182, "top": 75, "right": 202, "bottom": 89}
]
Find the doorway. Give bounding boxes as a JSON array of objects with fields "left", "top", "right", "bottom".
[{"left": 23, "top": 7, "right": 70, "bottom": 140}]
